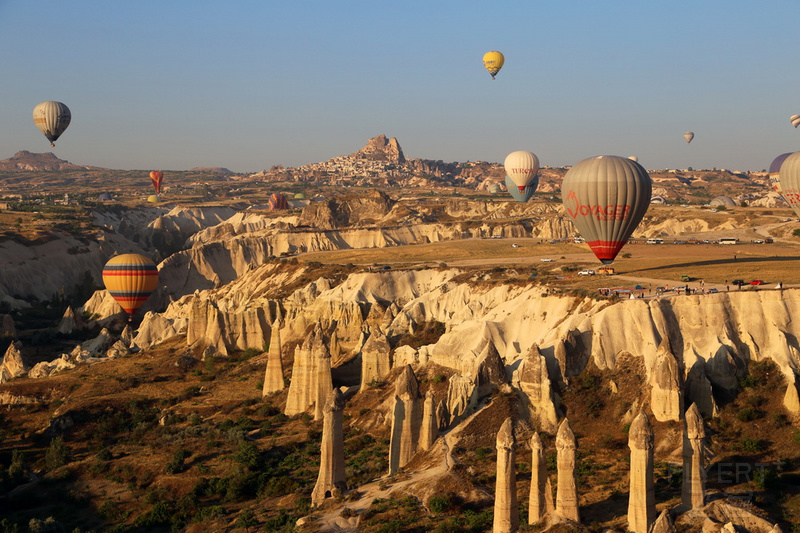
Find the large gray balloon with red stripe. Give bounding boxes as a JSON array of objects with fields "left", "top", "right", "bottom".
[
  {"left": 778, "top": 151, "right": 800, "bottom": 217},
  {"left": 561, "top": 155, "right": 652, "bottom": 265}
]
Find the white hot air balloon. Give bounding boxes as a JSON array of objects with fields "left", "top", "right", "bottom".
[
  {"left": 33, "top": 101, "right": 71, "bottom": 146},
  {"left": 503, "top": 151, "right": 539, "bottom": 192},
  {"left": 683, "top": 131, "right": 694, "bottom": 143}
]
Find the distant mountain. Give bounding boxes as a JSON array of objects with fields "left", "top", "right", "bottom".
[
  {"left": 189, "top": 167, "right": 232, "bottom": 174},
  {"left": 0, "top": 151, "right": 106, "bottom": 172}
]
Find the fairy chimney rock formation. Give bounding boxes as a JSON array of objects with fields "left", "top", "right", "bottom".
[
  {"left": 682, "top": 402, "right": 706, "bottom": 510},
  {"left": 783, "top": 373, "right": 800, "bottom": 413},
  {"left": 360, "top": 327, "right": 391, "bottom": 390},
  {"left": 419, "top": 390, "right": 438, "bottom": 451},
  {"left": 474, "top": 340, "right": 508, "bottom": 399},
  {"left": 388, "top": 365, "right": 421, "bottom": 475},
  {"left": 120, "top": 324, "right": 134, "bottom": 346},
  {"left": 650, "top": 509, "right": 677, "bottom": 533},
  {"left": 285, "top": 323, "right": 323, "bottom": 416},
  {"left": 685, "top": 361, "right": 719, "bottom": 418},
  {"left": 555, "top": 418, "right": 580, "bottom": 523},
  {"left": 529, "top": 431, "right": 548, "bottom": 525},
  {"left": 627, "top": 411, "right": 655, "bottom": 533},
  {"left": 262, "top": 319, "right": 285, "bottom": 397},
  {"left": 0, "top": 341, "right": 28, "bottom": 383},
  {"left": 493, "top": 417, "right": 519, "bottom": 533},
  {"left": 57, "top": 306, "right": 87, "bottom": 334},
  {"left": 515, "top": 345, "right": 559, "bottom": 433},
  {"left": 311, "top": 389, "right": 347, "bottom": 506},
  {"left": 651, "top": 339, "right": 683, "bottom": 422},
  {"left": 313, "top": 332, "right": 333, "bottom": 421}
]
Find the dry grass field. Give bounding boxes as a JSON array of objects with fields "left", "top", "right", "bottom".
[{"left": 300, "top": 237, "right": 800, "bottom": 288}]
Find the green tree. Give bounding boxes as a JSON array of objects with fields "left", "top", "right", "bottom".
[{"left": 45, "top": 436, "right": 70, "bottom": 471}]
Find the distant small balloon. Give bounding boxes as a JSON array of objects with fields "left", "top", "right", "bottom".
[
  {"left": 627, "top": 156, "right": 638, "bottom": 162},
  {"left": 769, "top": 152, "right": 792, "bottom": 193},
  {"left": 149, "top": 171, "right": 164, "bottom": 194},
  {"left": 33, "top": 101, "right": 71, "bottom": 147},
  {"left": 482, "top": 51, "right": 504, "bottom": 79},
  {"left": 683, "top": 131, "right": 694, "bottom": 143},
  {"left": 791, "top": 115, "right": 800, "bottom": 128}
]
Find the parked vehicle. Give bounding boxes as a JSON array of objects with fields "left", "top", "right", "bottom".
[
  {"left": 681, "top": 274, "right": 691, "bottom": 282},
  {"left": 750, "top": 279, "right": 765, "bottom": 285},
  {"left": 578, "top": 269, "right": 595, "bottom": 276},
  {"left": 540, "top": 258, "right": 556, "bottom": 262},
  {"left": 732, "top": 279, "right": 745, "bottom": 286}
]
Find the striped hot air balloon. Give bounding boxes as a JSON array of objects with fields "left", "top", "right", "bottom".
[
  {"left": 779, "top": 151, "right": 800, "bottom": 217},
  {"left": 102, "top": 254, "right": 159, "bottom": 317},
  {"left": 561, "top": 155, "right": 652, "bottom": 265},
  {"left": 32, "top": 101, "right": 71, "bottom": 146},
  {"left": 791, "top": 115, "right": 800, "bottom": 128}
]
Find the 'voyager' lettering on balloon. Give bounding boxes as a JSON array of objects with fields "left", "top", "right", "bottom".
[{"left": 564, "top": 190, "right": 631, "bottom": 221}]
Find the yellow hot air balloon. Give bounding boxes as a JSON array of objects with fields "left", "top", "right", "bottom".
[
  {"left": 102, "top": 254, "right": 159, "bottom": 318},
  {"left": 33, "top": 101, "right": 71, "bottom": 146},
  {"left": 482, "top": 51, "right": 504, "bottom": 79},
  {"left": 791, "top": 115, "right": 800, "bottom": 128}
]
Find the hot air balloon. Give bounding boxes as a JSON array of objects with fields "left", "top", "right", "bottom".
[
  {"left": 482, "top": 51, "right": 504, "bottom": 79},
  {"left": 769, "top": 152, "right": 792, "bottom": 193},
  {"left": 627, "top": 156, "right": 638, "bottom": 162},
  {"left": 147, "top": 195, "right": 159, "bottom": 203},
  {"left": 32, "top": 101, "right": 71, "bottom": 146},
  {"left": 561, "top": 155, "right": 652, "bottom": 264},
  {"left": 505, "top": 175, "right": 536, "bottom": 202},
  {"left": 778, "top": 152, "right": 800, "bottom": 216},
  {"left": 683, "top": 131, "right": 694, "bottom": 143},
  {"left": 150, "top": 171, "right": 164, "bottom": 194},
  {"left": 102, "top": 254, "right": 159, "bottom": 319},
  {"left": 504, "top": 151, "right": 539, "bottom": 193},
  {"left": 791, "top": 115, "right": 800, "bottom": 128}
]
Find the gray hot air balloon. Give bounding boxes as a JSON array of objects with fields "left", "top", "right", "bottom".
[
  {"left": 778, "top": 151, "right": 800, "bottom": 216},
  {"left": 683, "top": 131, "right": 694, "bottom": 143},
  {"left": 561, "top": 155, "right": 652, "bottom": 264},
  {"left": 791, "top": 115, "right": 800, "bottom": 128},
  {"left": 33, "top": 101, "right": 71, "bottom": 146}
]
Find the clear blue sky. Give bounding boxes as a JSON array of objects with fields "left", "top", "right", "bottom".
[{"left": 1, "top": 1, "right": 799, "bottom": 173}]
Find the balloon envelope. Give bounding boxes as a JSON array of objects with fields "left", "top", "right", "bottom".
[
  {"left": 32, "top": 101, "right": 71, "bottom": 146},
  {"left": 561, "top": 155, "right": 652, "bottom": 264},
  {"left": 505, "top": 175, "right": 536, "bottom": 202},
  {"left": 779, "top": 152, "right": 800, "bottom": 216},
  {"left": 791, "top": 115, "right": 800, "bottom": 128},
  {"left": 482, "top": 51, "right": 504, "bottom": 79},
  {"left": 102, "top": 254, "right": 158, "bottom": 316},
  {"left": 769, "top": 152, "right": 792, "bottom": 192},
  {"left": 683, "top": 131, "right": 694, "bottom": 143},
  {"left": 150, "top": 171, "right": 164, "bottom": 193},
  {"left": 147, "top": 195, "right": 159, "bottom": 203},
  {"left": 504, "top": 151, "right": 539, "bottom": 191}
]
